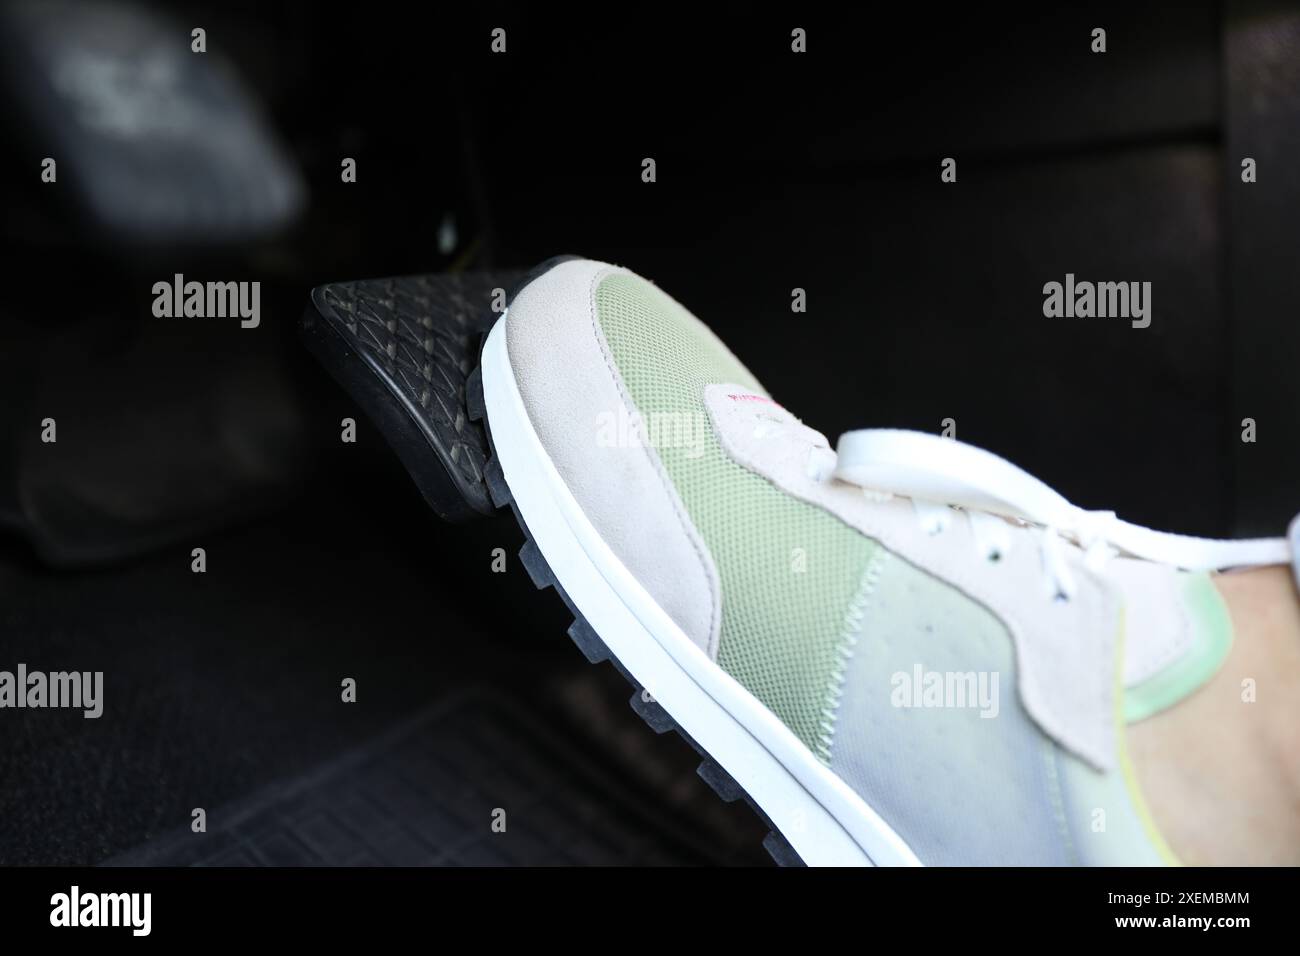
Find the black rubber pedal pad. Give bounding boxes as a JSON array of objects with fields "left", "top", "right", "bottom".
[{"left": 302, "top": 271, "right": 521, "bottom": 522}]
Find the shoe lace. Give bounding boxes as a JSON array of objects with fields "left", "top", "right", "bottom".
[{"left": 821, "top": 429, "right": 1290, "bottom": 602}]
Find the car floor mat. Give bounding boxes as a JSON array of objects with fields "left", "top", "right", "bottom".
[
  {"left": 105, "top": 688, "right": 749, "bottom": 866},
  {"left": 302, "top": 271, "right": 513, "bottom": 522}
]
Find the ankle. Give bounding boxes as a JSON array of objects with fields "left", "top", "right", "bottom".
[{"left": 1128, "top": 566, "right": 1300, "bottom": 865}]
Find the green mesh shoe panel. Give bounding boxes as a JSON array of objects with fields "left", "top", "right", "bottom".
[{"left": 594, "top": 272, "right": 881, "bottom": 755}]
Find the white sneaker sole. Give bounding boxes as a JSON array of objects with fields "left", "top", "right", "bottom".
[{"left": 480, "top": 315, "right": 921, "bottom": 867}]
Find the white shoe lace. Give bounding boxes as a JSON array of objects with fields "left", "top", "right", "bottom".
[{"left": 829, "top": 429, "right": 1290, "bottom": 602}]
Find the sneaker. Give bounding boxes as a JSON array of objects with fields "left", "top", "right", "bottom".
[{"left": 475, "top": 256, "right": 1290, "bottom": 865}]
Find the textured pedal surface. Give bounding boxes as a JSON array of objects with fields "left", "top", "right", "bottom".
[
  {"left": 304, "top": 271, "right": 519, "bottom": 521},
  {"left": 468, "top": 260, "right": 808, "bottom": 865},
  {"left": 106, "top": 690, "right": 724, "bottom": 866}
]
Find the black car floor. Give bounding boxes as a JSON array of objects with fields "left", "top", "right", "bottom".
[{"left": 0, "top": 449, "right": 768, "bottom": 865}]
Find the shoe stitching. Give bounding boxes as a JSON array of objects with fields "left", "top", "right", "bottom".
[{"left": 816, "top": 548, "right": 889, "bottom": 765}]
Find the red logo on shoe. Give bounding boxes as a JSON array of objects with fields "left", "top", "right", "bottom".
[{"left": 727, "top": 392, "right": 781, "bottom": 407}]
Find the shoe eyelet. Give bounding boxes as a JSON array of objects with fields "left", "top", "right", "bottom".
[{"left": 986, "top": 550, "right": 1002, "bottom": 563}]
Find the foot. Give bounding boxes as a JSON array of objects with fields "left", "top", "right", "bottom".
[
  {"left": 478, "top": 256, "right": 1294, "bottom": 865},
  {"left": 1128, "top": 565, "right": 1300, "bottom": 865}
]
